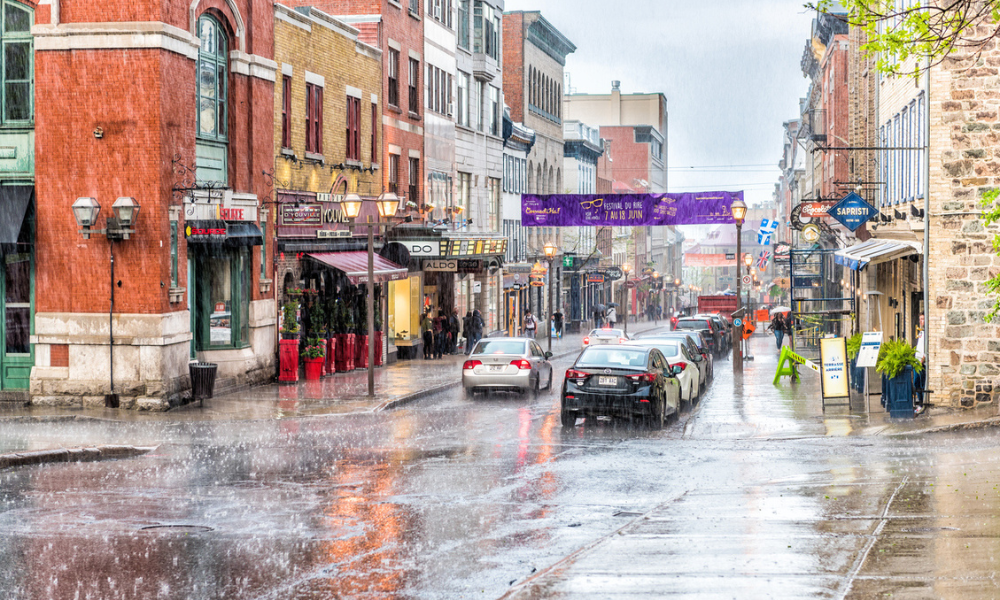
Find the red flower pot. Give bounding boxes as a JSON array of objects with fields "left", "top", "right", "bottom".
[
  {"left": 279, "top": 339, "right": 300, "bottom": 383},
  {"left": 374, "top": 331, "right": 384, "bottom": 366},
  {"left": 304, "top": 356, "right": 324, "bottom": 381},
  {"left": 326, "top": 338, "right": 337, "bottom": 375}
]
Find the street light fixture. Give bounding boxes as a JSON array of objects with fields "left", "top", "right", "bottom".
[
  {"left": 732, "top": 197, "right": 747, "bottom": 376},
  {"left": 622, "top": 263, "right": 632, "bottom": 335},
  {"left": 71, "top": 196, "right": 141, "bottom": 408},
  {"left": 543, "top": 242, "right": 557, "bottom": 352}
]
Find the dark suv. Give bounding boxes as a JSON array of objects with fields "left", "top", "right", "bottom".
[
  {"left": 675, "top": 318, "right": 723, "bottom": 357},
  {"left": 696, "top": 314, "right": 732, "bottom": 353}
]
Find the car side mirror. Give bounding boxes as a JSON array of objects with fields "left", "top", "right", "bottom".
[
  {"left": 672, "top": 365, "right": 683, "bottom": 375},
  {"left": 693, "top": 354, "right": 703, "bottom": 362},
  {"left": 545, "top": 351, "right": 553, "bottom": 359}
]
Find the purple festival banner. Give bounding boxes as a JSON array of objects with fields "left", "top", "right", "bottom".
[{"left": 520, "top": 191, "right": 743, "bottom": 227}]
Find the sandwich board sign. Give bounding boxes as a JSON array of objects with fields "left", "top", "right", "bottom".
[{"left": 855, "top": 332, "right": 883, "bottom": 368}]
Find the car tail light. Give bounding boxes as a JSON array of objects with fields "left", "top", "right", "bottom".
[
  {"left": 583, "top": 336, "right": 590, "bottom": 345},
  {"left": 627, "top": 373, "right": 658, "bottom": 383},
  {"left": 566, "top": 369, "right": 588, "bottom": 383},
  {"left": 511, "top": 359, "right": 532, "bottom": 370},
  {"left": 463, "top": 360, "right": 482, "bottom": 370},
  {"left": 701, "top": 353, "right": 709, "bottom": 361},
  {"left": 639, "top": 399, "right": 650, "bottom": 403},
  {"left": 618, "top": 337, "right": 628, "bottom": 344},
  {"left": 674, "top": 361, "right": 689, "bottom": 371}
]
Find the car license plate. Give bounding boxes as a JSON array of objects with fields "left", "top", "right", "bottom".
[
  {"left": 489, "top": 365, "right": 504, "bottom": 372},
  {"left": 598, "top": 376, "right": 617, "bottom": 386}
]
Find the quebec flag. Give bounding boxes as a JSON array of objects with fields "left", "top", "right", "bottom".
[
  {"left": 757, "top": 230, "right": 772, "bottom": 245},
  {"left": 760, "top": 218, "right": 779, "bottom": 233}
]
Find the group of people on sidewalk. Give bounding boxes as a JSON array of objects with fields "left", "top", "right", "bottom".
[{"left": 420, "top": 308, "right": 485, "bottom": 359}]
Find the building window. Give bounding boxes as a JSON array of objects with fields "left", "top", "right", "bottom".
[
  {"left": 388, "top": 153, "right": 400, "bottom": 194},
  {"left": 409, "top": 157, "right": 420, "bottom": 206},
  {"left": 371, "top": 101, "right": 378, "bottom": 164},
  {"left": 410, "top": 0, "right": 419, "bottom": 12},
  {"left": 489, "top": 85, "right": 500, "bottom": 136},
  {"left": 388, "top": 49, "right": 399, "bottom": 108},
  {"left": 170, "top": 220, "right": 179, "bottom": 287},
  {"left": 259, "top": 218, "right": 267, "bottom": 281},
  {"left": 306, "top": 83, "right": 323, "bottom": 154},
  {"left": 458, "top": 0, "right": 470, "bottom": 49},
  {"left": 1, "top": 1, "right": 31, "bottom": 125},
  {"left": 457, "top": 71, "right": 470, "bottom": 126},
  {"left": 346, "top": 95, "right": 360, "bottom": 161},
  {"left": 489, "top": 177, "right": 500, "bottom": 231},
  {"left": 281, "top": 75, "right": 292, "bottom": 149},
  {"left": 477, "top": 80, "right": 486, "bottom": 131},
  {"left": 457, "top": 172, "right": 471, "bottom": 215},
  {"left": 197, "top": 15, "right": 227, "bottom": 141},
  {"left": 409, "top": 58, "right": 420, "bottom": 114},
  {"left": 472, "top": 1, "right": 498, "bottom": 59},
  {"left": 426, "top": 65, "right": 452, "bottom": 116}
]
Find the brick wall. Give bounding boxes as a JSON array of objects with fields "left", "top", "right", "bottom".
[{"left": 502, "top": 11, "right": 524, "bottom": 122}]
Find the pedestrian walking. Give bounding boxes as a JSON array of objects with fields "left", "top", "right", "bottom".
[
  {"left": 433, "top": 310, "right": 446, "bottom": 359},
  {"left": 421, "top": 310, "right": 434, "bottom": 359},
  {"left": 467, "top": 309, "right": 485, "bottom": 354},
  {"left": 594, "top": 305, "right": 605, "bottom": 329},
  {"left": 448, "top": 308, "right": 461, "bottom": 354},
  {"left": 523, "top": 310, "right": 537, "bottom": 339},
  {"left": 553, "top": 311, "right": 564, "bottom": 338},
  {"left": 462, "top": 311, "right": 473, "bottom": 353},
  {"left": 767, "top": 313, "right": 785, "bottom": 350},
  {"left": 606, "top": 305, "right": 617, "bottom": 327}
]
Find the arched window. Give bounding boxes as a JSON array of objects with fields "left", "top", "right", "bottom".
[
  {"left": 2, "top": 1, "right": 32, "bottom": 125},
  {"left": 197, "top": 15, "right": 228, "bottom": 141}
]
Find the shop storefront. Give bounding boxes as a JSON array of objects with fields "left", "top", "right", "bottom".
[{"left": 0, "top": 185, "right": 33, "bottom": 391}]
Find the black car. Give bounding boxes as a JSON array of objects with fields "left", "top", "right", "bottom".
[
  {"left": 696, "top": 314, "right": 732, "bottom": 353},
  {"left": 675, "top": 318, "right": 723, "bottom": 357},
  {"left": 561, "top": 345, "right": 681, "bottom": 429}
]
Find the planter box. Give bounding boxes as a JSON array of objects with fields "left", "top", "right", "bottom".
[
  {"left": 336, "top": 334, "right": 355, "bottom": 372},
  {"left": 279, "top": 339, "right": 299, "bottom": 383},
  {"left": 304, "top": 356, "right": 324, "bottom": 381},
  {"left": 356, "top": 334, "right": 369, "bottom": 370},
  {"left": 326, "top": 338, "right": 337, "bottom": 375},
  {"left": 885, "top": 366, "right": 915, "bottom": 419}
]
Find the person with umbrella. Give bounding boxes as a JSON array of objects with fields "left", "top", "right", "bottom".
[
  {"left": 767, "top": 307, "right": 791, "bottom": 350},
  {"left": 594, "top": 304, "right": 606, "bottom": 329}
]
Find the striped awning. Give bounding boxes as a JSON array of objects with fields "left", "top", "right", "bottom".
[{"left": 833, "top": 240, "right": 922, "bottom": 271}]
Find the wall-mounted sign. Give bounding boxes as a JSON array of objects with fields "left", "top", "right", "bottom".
[
  {"left": 185, "top": 220, "right": 227, "bottom": 243},
  {"left": 725, "top": 253, "right": 736, "bottom": 261},
  {"left": 801, "top": 201, "right": 836, "bottom": 220},
  {"left": 425, "top": 260, "right": 458, "bottom": 272},
  {"left": 396, "top": 239, "right": 508, "bottom": 258},
  {"left": 587, "top": 274, "right": 606, "bottom": 284},
  {"left": 828, "top": 192, "right": 877, "bottom": 232},
  {"left": 458, "top": 259, "right": 482, "bottom": 273},
  {"left": 802, "top": 224, "right": 821, "bottom": 243},
  {"left": 277, "top": 190, "right": 365, "bottom": 239},
  {"left": 317, "top": 230, "right": 351, "bottom": 239}
]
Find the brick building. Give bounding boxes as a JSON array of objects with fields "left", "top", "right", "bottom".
[
  {"left": 28, "top": 0, "right": 275, "bottom": 409},
  {"left": 502, "top": 10, "right": 574, "bottom": 316}
]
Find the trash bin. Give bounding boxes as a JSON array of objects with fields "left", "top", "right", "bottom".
[{"left": 189, "top": 362, "right": 218, "bottom": 406}]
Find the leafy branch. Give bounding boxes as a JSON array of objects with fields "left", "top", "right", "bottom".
[{"left": 981, "top": 188, "right": 1000, "bottom": 322}]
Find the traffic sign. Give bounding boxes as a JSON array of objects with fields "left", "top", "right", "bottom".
[
  {"left": 733, "top": 318, "right": 743, "bottom": 328},
  {"left": 742, "top": 275, "right": 752, "bottom": 285}
]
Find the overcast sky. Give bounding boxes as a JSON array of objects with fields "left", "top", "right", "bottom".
[{"left": 505, "top": 0, "right": 815, "bottom": 207}]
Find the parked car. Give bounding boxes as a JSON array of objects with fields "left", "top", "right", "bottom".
[
  {"left": 583, "top": 328, "right": 630, "bottom": 347},
  {"left": 463, "top": 338, "right": 553, "bottom": 397},
  {"left": 696, "top": 314, "right": 732, "bottom": 353},
  {"left": 627, "top": 338, "right": 702, "bottom": 405},
  {"left": 561, "top": 345, "right": 681, "bottom": 428},
  {"left": 640, "top": 331, "right": 710, "bottom": 391},
  {"left": 675, "top": 318, "right": 723, "bottom": 358}
]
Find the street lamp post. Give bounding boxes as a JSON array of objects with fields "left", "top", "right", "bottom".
[
  {"left": 731, "top": 198, "right": 747, "bottom": 376},
  {"left": 622, "top": 263, "right": 632, "bottom": 335},
  {"left": 544, "top": 242, "right": 557, "bottom": 352},
  {"left": 72, "top": 196, "right": 141, "bottom": 408},
  {"left": 340, "top": 193, "right": 401, "bottom": 398}
]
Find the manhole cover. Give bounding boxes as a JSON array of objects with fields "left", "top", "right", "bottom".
[{"left": 140, "top": 525, "right": 214, "bottom": 533}]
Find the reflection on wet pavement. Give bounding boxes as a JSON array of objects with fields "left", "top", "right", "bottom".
[{"left": 4, "top": 337, "right": 1000, "bottom": 598}]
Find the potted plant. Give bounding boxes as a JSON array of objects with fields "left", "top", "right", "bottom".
[
  {"left": 279, "top": 301, "right": 300, "bottom": 383},
  {"left": 324, "top": 297, "right": 337, "bottom": 376},
  {"left": 876, "top": 339, "right": 923, "bottom": 418},
  {"left": 335, "top": 298, "right": 355, "bottom": 372},
  {"left": 302, "top": 338, "right": 326, "bottom": 380},
  {"left": 846, "top": 333, "right": 864, "bottom": 393},
  {"left": 309, "top": 302, "right": 328, "bottom": 376}
]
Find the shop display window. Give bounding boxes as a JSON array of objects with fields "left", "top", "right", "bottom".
[
  {"left": 196, "top": 248, "right": 250, "bottom": 350},
  {"left": 388, "top": 275, "right": 422, "bottom": 342}
]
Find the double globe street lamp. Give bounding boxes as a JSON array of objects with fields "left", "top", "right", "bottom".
[
  {"left": 543, "top": 242, "right": 557, "bottom": 352},
  {"left": 730, "top": 197, "right": 747, "bottom": 376},
  {"left": 71, "top": 196, "right": 141, "bottom": 407}
]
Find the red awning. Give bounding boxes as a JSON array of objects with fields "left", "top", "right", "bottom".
[{"left": 307, "top": 252, "right": 409, "bottom": 285}]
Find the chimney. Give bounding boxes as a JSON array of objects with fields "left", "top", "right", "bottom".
[{"left": 611, "top": 81, "right": 621, "bottom": 126}]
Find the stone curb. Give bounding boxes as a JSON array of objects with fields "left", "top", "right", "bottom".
[
  {"left": 0, "top": 445, "right": 158, "bottom": 470},
  {"left": 888, "top": 416, "right": 1000, "bottom": 437}
]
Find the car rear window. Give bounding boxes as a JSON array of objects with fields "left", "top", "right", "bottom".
[
  {"left": 473, "top": 340, "right": 526, "bottom": 355},
  {"left": 677, "top": 320, "right": 711, "bottom": 330},
  {"left": 630, "top": 341, "right": 680, "bottom": 357},
  {"left": 590, "top": 329, "right": 623, "bottom": 337},
  {"left": 576, "top": 347, "right": 648, "bottom": 369}
]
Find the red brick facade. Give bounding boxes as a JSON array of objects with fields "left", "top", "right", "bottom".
[{"left": 502, "top": 11, "right": 525, "bottom": 123}]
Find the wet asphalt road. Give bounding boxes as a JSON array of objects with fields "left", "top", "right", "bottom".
[{"left": 4, "top": 342, "right": 1000, "bottom": 599}]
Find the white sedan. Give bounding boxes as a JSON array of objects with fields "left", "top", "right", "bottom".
[
  {"left": 583, "top": 328, "right": 630, "bottom": 347},
  {"left": 626, "top": 338, "right": 703, "bottom": 405}
]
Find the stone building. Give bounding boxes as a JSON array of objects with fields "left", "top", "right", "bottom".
[{"left": 30, "top": 0, "right": 275, "bottom": 410}]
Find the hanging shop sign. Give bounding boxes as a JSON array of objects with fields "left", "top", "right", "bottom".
[
  {"left": 820, "top": 337, "right": 851, "bottom": 399},
  {"left": 425, "top": 259, "right": 458, "bottom": 272},
  {"left": 605, "top": 266, "right": 624, "bottom": 281},
  {"left": 828, "top": 192, "right": 877, "bottom": 232},
  {"left": 802, "top": 224, "right": 822, "bottom": 244},
  {"left": 458, "top": 259, "right": 483, "bottom": 274},
  {"left": 521, "top": 191, "right": 744, "bottom": 227},
  {"left": 587, "top": 273, "right": 606, "bottom": 284},
  {"left": 185, "top": 220, "right": 227, "bottom": 243},
  {"left": 800, "top": 201, "right": 836, "bottom": 220}
]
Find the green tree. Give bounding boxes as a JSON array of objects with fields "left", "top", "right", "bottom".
[
  {"left": 981, "top": 189, "right": 1000, "bottom": 322},
  {"left": 812, "top": 0, "right": 1000, "bottom": 76}
]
